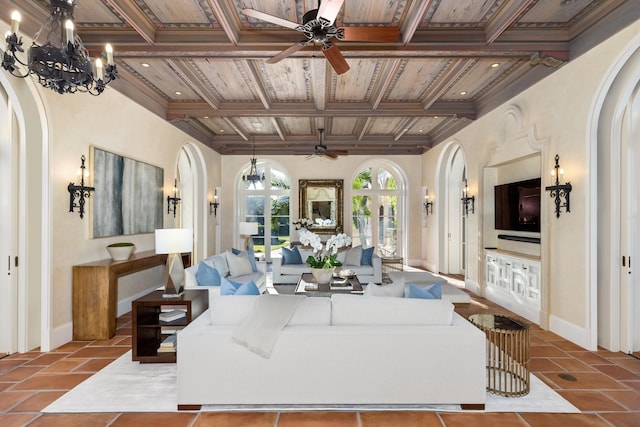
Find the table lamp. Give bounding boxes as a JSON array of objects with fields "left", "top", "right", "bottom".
[
  {"left": 239, "top": 221, "right": 258, "bottom": 250},
  {"left": 155, "top": 228, "right": 193, "bottom": 298}
]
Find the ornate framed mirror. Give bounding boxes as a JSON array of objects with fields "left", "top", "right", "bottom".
[{"left": 299, "top": 179, "right": 343, "bottom": 234}]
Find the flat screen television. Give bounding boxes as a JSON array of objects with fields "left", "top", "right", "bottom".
[{"left": 494, "top": 178, "right": 541, "bottom": 232}]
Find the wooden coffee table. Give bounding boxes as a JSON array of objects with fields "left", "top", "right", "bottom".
[{"left": 295, "top": 272, "right": 363, "bottom": 297}]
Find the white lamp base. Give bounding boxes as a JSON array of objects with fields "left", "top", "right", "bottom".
[{"left": 162, "top": 253, "right": 185, "bottom": 298}]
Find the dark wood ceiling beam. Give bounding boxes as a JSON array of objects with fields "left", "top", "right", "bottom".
[
  {"left": 393, "top": 117, "right": 418, "bottom": 141},
  {"left": 106, "top": 0, "right": 156, "bottom": 45},
  {"left": 270, "top": 118, "right": 285, "bottom": 140},
  {"left": 242, "top": 60, "right": 272, "bottom": 110},
  {"left": 422, "top": 59, "right": 476, "bottom": 110},
  {"left": 166, "top": 101, "right": 476, "bottom": 119},
  {"left": 311, "top": 58, "right": 327, "bottom": 112},
  {"left": 222, "top": 118, "right": 248, "bottom": 140},
  {"left": 204, "top": 0, "right": 239, "bottom": 45},
  {"left": 567, "top": 0, "right": 630, "bottom": 40},
  {"left": 358, "top": 118, "right": 374, "bottom": 140},
  {"left": 400, "top": 0, "right": 434, "bottom": 45},
  {"left": 166, "top": 59, "right": 221, "bottom": 110},
  {"left": 110, "top": 67, "right": 169, "bottom": 118},
  {"left": 485, "top": 0, "right": 536, "bottom": 44},
  {"left": 370, "top": 59, "right": 403, "bottom": 110}
]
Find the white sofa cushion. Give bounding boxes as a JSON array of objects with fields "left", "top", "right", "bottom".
[
  {"left": 330, "top": 294, "right": 454, "bottom": 326},
  {"left": 211, "top": 253, "right": 230, "bottom": 278},
  {"left": 364, "top": 277, "right": 405, "bottom": 297},
  {"left": 344, "top": 246, "right": 362, "bottom": 266},
  {"left": 209, "top": 295, "right": 331, "bottom": 326},
  {"left": 226, "top": 250, "right": 253, "bottom": 277}
]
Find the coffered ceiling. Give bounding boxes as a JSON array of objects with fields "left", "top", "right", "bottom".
[{"left": 3, "top": 0, "right": 637, "bottom": 156}]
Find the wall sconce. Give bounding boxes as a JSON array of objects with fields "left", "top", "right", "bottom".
[
  {"left": 423, "top": 189, "right": 433, "bottom": 215},
  {"left": 545, "top": 154, "right": 572, "bottom": 218},
  {"left": 461, "top": 179, "right": 475, "bottom": 215},
  {"left": 167, "top": 179, "right": 181, "bottom": 218},
  {"left": 67, "top": 155, "right": 94, "bottom": 219},
  {"left": 209, "top": 189, "right": 219, "bottom": 216}
]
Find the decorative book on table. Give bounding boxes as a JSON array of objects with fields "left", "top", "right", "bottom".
[
  {"left": 158, "top": 334, "right": 177, "bottom": 353},
  {"left": 159, "top": 309, "right": 186, "bottom": 322}
]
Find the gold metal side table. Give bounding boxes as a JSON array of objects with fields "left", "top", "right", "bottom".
[{"left": 468, "top": 313, "right": 530, "bottom": 397}]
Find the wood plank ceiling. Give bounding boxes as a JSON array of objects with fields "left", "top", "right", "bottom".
[{"left": 3, "top": 0, "right": 636, "bottom": 155}]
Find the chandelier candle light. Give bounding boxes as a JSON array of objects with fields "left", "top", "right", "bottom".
[{"left": 3, "top": 0, "right": 117, "bottom": 95}]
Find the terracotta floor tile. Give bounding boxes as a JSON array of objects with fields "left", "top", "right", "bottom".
[
  {"left": 360, "top": 411, "right": 442, "bottom": 427},
  {"left": 0, "top": 360, "right": 26, "bottom": 375},
  {"left": 110, "top": 412, "right": 197, "bottom": 427},
  {"left": 11, "top": 373, "right": 92, "bottom": 391},
  {"left": 41, "top": 359, "right": 86, "bottom": 373},
  {"left": 0, "top": 413, "right": 39, "bottom": 427},
  {"left": 531, "top": 330, "right": 564, "bottom": 341},
  {"left": 552, "top": 340, "right": 588, "bottom": 352},
  {"left": 277, "top": 411, "right": 358, "bottom": 427},
  {"left": 606, "top": 390, "right": 640, "bottom": 410},
  {"left": 73, "top": 358, "right": 116, "bottom": 373},
  {"left": 567, "top": 351, "right": 612, "bottom": 365},
  {"left": 69, "top": 346, "right": 129, "bottom": 359},
  {"left": 0, "top": 366, "right": 44, "bottom": 382},
  {"left": 26, "top": 413, "right": 118, "bottom": 427},
  {"left": 549, "top": 357, "right": 596, "bottom": 373},
  {"left": 24, "top": 354, "right": 67, "bottom": 367},
  {"left": 557, "top": 390, "right": 627, "bottom": 411},
  {"left": 622, "top": 380, "right": 640, "bottom": 393},
  {"left": 115, "top": 336, "right": 132, "bottom": 346},
  {"left": 10, "top": 391, "right": 66, "bottom": 412},
  {"left": 91, "top": 336, "right": 128, "bottom": 346},
  {"left": 613, "top": 358, "right": 640, "bottom": 374},
  {"left": 50, "top": 341, "right": 90, "bottom": 353},
  {"left": 116, "top": 327, "right": 132, "bottom": 336},
  {"left": 598, "top": 412, "right": 640, "bottom": 427},
  {"left": 530, "top": 358, "right": 562, "bottom": 372},
  {"left": 0, "top": 382, "right": 12, "bottom": 392},
  {"left": 520, "top": 413, "right": 612, "bottom": 427},
  {"left": 530, "top": 345, "right": 569, "bottom": 358},
  {"left": 593, "top": 364, "right": 640, "bottom": 380},
  {"left": 0, "top": 391, "right": 34, "bottom": 411},
  {"left": 439, "top": 412, "right": 526, "bottom": 427},
  {"left": 6, "top": 352, "right": 41, "bottom": 361},
  {"left": 193, "top": 412, "right": 277, "bottom": 427},
  {"left": 549, "top": 372, "right": 628, "bottom": 390}
]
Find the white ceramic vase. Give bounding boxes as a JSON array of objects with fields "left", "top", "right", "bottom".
[
  {"left": 311, "top": 267, "right": 334, "bottom": 284},
  {"left": 106, "top": 245, "right": 136, "bottom": 261}
]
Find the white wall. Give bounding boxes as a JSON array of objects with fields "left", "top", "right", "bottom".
[{"left": 421, "top": 17, "right": 640, "bottom": 350}]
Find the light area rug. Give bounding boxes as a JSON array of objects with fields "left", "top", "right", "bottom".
[{"left": 44, "top": 351, "right": 579, "bottom": 414}]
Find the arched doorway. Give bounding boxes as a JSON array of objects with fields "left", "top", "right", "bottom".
[
  {"left": 594, "top": 36, "right": 640, "bottom": 353},
  {"left": 437, "top": 142, "right": 467, "bottom": 276},
  {"left": 0, "top": 72, "right": 50, "bottom": 353}
]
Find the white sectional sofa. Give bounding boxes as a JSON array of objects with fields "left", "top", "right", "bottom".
[
  {"left": 177, "top": 294, "right": 486, "bottom": 410},
  {"left": 183, "top": 250, "right": 267, "bottom": 294},
  {"left": 272, "top": 245, "right": 382, "bottom": 284}
]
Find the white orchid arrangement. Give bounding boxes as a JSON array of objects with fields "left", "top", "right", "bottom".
[
  {"left": 293, "top": 217, "right": 314, "bottom": 230},
  {"left": 298, "top": 229, "right": 352, "bottom": 269}
]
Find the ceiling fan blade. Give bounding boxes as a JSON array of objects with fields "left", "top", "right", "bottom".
[
  {"left": 323, "top": 153, "right": 339, "bottom": 160},
  {"left": 322, "top": 44, "right": 350, "bottom": 75},
  {"left": 242, "top": 8, "right": 300, "bottom": 30},
  {"left": 339, "top": 27, "right": 399, "bottom": 43},
  {"left": 267, "top": 41, "right": 309, "bottom": 64},
  {"left": 317, "top": 0, "right": 344, "bottom": 26}
]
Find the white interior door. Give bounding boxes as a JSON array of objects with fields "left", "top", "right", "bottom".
[
  {"left": 446, "top": 149, "right": 465, "bottom": 274},
  {"left": 0, "top": 86, "right": 18, "bottom": 354}
]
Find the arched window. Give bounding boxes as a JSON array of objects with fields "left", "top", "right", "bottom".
[
  {"left": 351, "top": 163, "right": 404, "bottom": 257},
  {"left": 238, "top": 161, "right": 291, "bottom": 261}
]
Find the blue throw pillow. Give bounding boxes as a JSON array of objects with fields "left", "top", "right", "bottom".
[
  {"left": 195, "top": 261, "right": 221, "bottom": 286},
  {"left": 232, "top": 247, "right": 258, "bottom": 272},
  {"left": 220, "top": 278, "right": 260, "bottom": 295},
  {"left": 281, "top": 246, "right": 303, "bottom": 265},
  {"left": 406, "top": 283, "right": 442, "bottom": 299},
  {"left": 361, "top": 246, "right": 374, "bottom": 266}
]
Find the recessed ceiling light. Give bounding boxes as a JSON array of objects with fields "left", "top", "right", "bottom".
[
  {"left": 418, "top": 129, "right": 423, "bottom": 133},
  {"left": 141, "top": 62, "right": 150, "bottom": 68},
  {"left": 204, "top": 116, "right": 209, "bottom": 119},
  {"left": 175, "top": 91, "right": 182, "bottom": 95},
  {"left": 491, "top": 63, "right": 500, "bottom": 68},
  {"left": 434, "top": 116, "right": 439, "bottom": 119},
  {"left": 460, "top": 91, "right": 468, "bottom": 96}
]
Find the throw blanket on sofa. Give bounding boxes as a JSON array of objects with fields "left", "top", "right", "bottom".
[{"left": 232, "top": 294, "right": 305, "bottom": 358}]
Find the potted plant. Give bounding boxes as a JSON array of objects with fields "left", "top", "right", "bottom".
[
  {"left": 299, "top": 229, "right": 351, "bottom": 284},
  {"left": 106, "top": 242, "right": 136, "bottom": 261}
]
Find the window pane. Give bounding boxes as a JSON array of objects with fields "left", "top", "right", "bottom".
[
  {"left": 377, "top": 168, "right": 397, "bottom": 190},
  {"left": 378, "top": 195, "right": 398, "bottom": 256},
  {"left": 271, "top": 170, "right": 290, "bottom": 190},
  {"left": 270, "top": 195, "right": 290, "bottom": 251},
  {"left": 353, "top": 168, "right": 372, "bottom": 189},
  {"left": 352, "top": 194, "right": 372, "bottom": 247},
  {"left": 245, "top": 196, "right": 264, "bottom": 249}
]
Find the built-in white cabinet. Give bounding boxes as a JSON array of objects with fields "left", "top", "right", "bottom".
[{"left": 485, "top": 250, "right": 541, "bottom": 324}]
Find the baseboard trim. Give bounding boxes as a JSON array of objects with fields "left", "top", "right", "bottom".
[
  {"left": 549, "top": 315, "right": 593, "bottom": 351},
  {"left": 51, "top": 322, "right": 73, "bottom": 350},
  {"left": 465, "top": 278, "right": 480, "bottom": 296}
]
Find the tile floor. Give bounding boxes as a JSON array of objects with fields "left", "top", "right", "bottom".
[{"left": 1, "top": 292, "right": 640, "bottom": 426}]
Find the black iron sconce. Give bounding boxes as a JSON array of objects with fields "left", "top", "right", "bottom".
[
  {"left": 545, "top": 154, "right": 572, "bottom": 218},
  {"left": 167, "top": 179, "right": 181, "bottom": 217},
  {"left": 461, "top": 180, "right": 475, "bottom": 215},
  {"left": 67, "top": 155, "right": 95, "bottom": 219},
  {"left": 423, "top": 189, "right": 433, "bottom": 215},
  {"left": 209, "top": 190, "right": 219, "bottom": 216}
]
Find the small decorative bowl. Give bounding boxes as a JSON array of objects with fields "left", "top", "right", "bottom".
[{"left": 338, "top": 269, "right": 356, "bottom": 279}]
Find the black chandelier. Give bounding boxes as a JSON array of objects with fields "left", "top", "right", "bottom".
[
  {"left": 2, "top": 0, "right": 117, "bottom": 95},
  {"left": 242, "top": 136, "right": 265, "bottom": 184}
]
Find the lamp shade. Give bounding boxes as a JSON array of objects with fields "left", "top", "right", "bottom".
[
  {"left": 239, "top": 221, "right": 259, "bottom": 235},
  {"left": 155, "top": 228, "right": 193, "bottom": 254}
]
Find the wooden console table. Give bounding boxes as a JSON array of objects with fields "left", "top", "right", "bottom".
[{"left": 73, "top": 250, "right": 168, "bottom": 340}]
